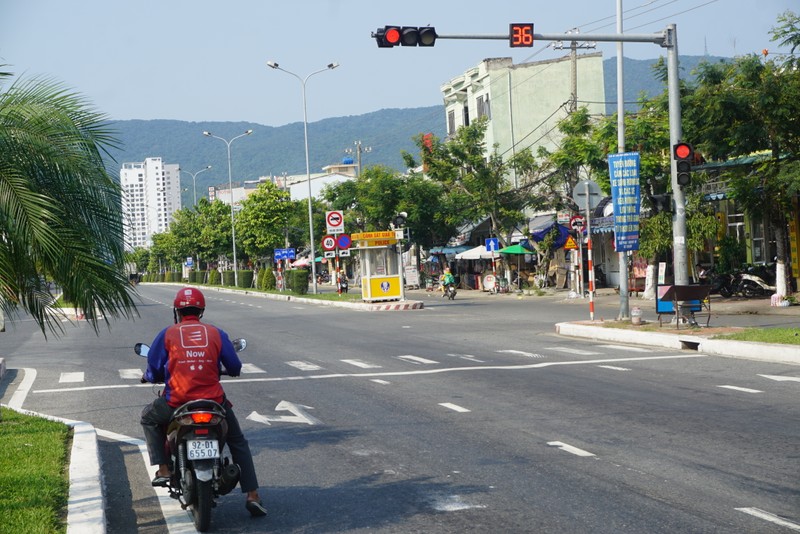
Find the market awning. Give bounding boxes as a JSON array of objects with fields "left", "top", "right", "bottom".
[
  {"left": 499, "top": 243, "right": 534, "bottom": 255},
  {"left": 455, "top": 245, "right": 497, "bottom": 260},
  {"left": 430, "top": 245, "right": 471, "bottom": 255}
]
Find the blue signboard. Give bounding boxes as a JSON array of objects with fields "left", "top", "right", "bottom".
[
  {"left": 274, "top": 248, "right": 287, "bottom": 261},
  {"left": 485, "top": 238, "right": 499, "bottom": 252},
  {"left": 286, "top": 248, "right": 296, "bottom": 260},
  {"left": 608, "top": 152, "right": 641, "bottom": 252}
]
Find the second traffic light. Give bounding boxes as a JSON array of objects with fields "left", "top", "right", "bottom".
[
  {"left": 673, "top": 142, "right": 694, "bottom": 187},
  {"left": 374, "top": 26, "right": 437, "bottom": 47}
]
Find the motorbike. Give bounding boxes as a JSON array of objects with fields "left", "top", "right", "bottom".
[
  {"left": 699, "top": 266, "right": 736, "bottom": 298},
  {"left": 444, "top": 283, "right": 457, "bottom": 300},
  {"left": 737, "top": 265, "right": 776, "bottom": 298},
  {"left": 135, "top": 338, "right": 247, "bottom": 532}
]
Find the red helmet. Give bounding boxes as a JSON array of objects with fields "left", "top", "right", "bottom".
[{"left": 174, "top": 287, "right": 205, "bottom": 310}]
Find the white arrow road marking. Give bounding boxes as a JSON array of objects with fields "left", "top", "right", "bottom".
[
  {"left": 598, "top": 344, "right": 652, "bottom": 352},
  {"left": 59, "top": 372, "right": 84, "bottom": 383},
  {"left": 240, "top": 363, "right": 265, "bottom": 373},
  {"left": 119, "top": 369, "right": 143, "bottom": 380},
  {"left": 286, "top": 361, "right": 323, "bottom": 371},
  {"left": 439, "top": 403, "right": 470, "bottom": 413},
  {"left": 759, "top": 374, "right": 800, "bottom": 383},
  {"left": 547, "top": 441, "right": 596, "bottom": 457},
  {"left": 597, "top": 365, "right": 631, "bottom": 371},
  {"left": 341, "top": 359, "right": 381, "bottom": 369},
  {"left": 496, "top": 350, "right": 545, "bottom": 358},
  {"left": 736, "top": 507, "right": 800, "bottom": 531},
  {"left": 543, "top": 347, "right": 600, "bottom": 355},
  {"left": 247, "top": 401, "right": 320, "bottom": 426},
  {"left": 718, "top": 385, "right": 763, "bottom": 393},
  {"left": 397, "top": 355, "right": 439, "bottom": 365}
]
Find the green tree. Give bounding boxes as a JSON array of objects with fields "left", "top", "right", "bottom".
[
  {"left": 0, "top": 70, "right": 136, "bottom": 335},
  {"left": 236, "top": 182, "right": 292, "bottom": 262},
  {"left": 195, "top": 198, "right": 233, "bottom": 267},
  {"left": 169, "top": 207, "right": 202, "bottom": 269}
]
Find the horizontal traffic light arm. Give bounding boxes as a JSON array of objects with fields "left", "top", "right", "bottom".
[{"left": 371, "top": 29, "right": 671, "bottom": 46}]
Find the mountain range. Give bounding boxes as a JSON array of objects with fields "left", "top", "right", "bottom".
[{"left": 103, "top": 55, "right": 727, "bottom": 206}]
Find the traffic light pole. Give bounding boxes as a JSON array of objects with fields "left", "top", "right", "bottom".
[{"left": 378, "top": 24, "right": 689, "bottom": 296}]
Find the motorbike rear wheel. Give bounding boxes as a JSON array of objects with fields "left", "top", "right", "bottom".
[
  {"left": 719, "top": 285, "right": 733, "bottom": 298},
  {"left": 741, "top": 281, "right": 763, "bottom": 298},
  {"left": 192, "top": 478, "right": 214, "bottom": 532}
]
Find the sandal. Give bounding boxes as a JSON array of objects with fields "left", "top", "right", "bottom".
[
  {"left": 151, "top": 472, "right": 171, "bottom": 487},
  {"left": 246, "top": 499, "right": 267, "bottom": 517}
]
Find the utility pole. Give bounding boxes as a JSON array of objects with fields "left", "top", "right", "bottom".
[{"left": 345, "top": 141, "right": 372, "bottom": 177}]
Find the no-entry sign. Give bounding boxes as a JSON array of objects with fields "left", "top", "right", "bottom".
[{"left": 326, "top": 210, "right": 344, "bottom": 234}]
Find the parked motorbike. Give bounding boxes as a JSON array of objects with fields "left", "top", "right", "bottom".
[
  {"left": 444, "top": 283, "right": 457, "bottom": 300},
  {"left": 737, "top": 266, "right": 776, "bottom": 298},
  {"left": 699, "top": 266, "right": 736, "bottom": 298},
  {"left": 135, "top": 338, "right": 247, "bottom": 532}
]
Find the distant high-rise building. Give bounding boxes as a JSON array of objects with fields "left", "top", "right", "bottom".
[{"left": 120, "top": 157, "right": 181, "bottom": 250}]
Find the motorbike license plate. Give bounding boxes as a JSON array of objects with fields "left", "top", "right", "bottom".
[{"left": 187, "top": 439, "right": 219, "bottom": 460}]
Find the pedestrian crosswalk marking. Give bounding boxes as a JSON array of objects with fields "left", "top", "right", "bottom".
[
  {"left": 240, "top": 363, "right": 266, "bottom": 374},
  {"left": 341, "top": 359, "right": 381, "bottom": 369},
  {"left": 119, "top": 369, "right": 143, "bottom": 380},
  {"left": 496, "top": 350, "right": 545, "bottom": 358},
  {"left": 59, "top": 372, "right": 84, "bottom": 383},
  {"left": 397, "top": 355, "right": 439, "bottom": 365},
  {"left": 543, "top": 347, "right": 600, "bottom": 355},
  {"left": 286, "top": 361, "right": 323, "bottom": 371}
]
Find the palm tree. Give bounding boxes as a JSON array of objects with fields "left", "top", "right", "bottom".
[{"left": 0, "top": 68, "right": 136, "bottom": 336}]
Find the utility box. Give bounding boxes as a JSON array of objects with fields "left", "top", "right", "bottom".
[{"left": 352, "top": 231, "right": 402, "bottom": 302}]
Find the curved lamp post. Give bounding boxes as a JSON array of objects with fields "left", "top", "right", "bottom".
[
  {"left": 180, "top": 165, "right": 212, "bottom": 207},
  {"left": 266, "top": 60, "right": 339, "bottom": 294},
  {"left": 202, "top": 130, "right": 253, "bottom": 287}
]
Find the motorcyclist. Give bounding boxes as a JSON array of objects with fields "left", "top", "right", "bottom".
[
  {"left": 140, "top": 287, "right": 267, "bottom": 517},
  {"left": 440, "top": 268, "right": 456, "bottom": 296}
]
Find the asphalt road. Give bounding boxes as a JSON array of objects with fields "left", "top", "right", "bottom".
[{"left": 1, "top": 285, "right": 798, "bottom": 533}]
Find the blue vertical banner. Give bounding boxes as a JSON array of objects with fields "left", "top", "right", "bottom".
[{"left": 608, "top": 152, "right": 641, "bottom": 252}]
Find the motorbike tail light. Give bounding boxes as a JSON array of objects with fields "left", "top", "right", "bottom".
[{"left": 190, "top": 412, "right": 217, "bottom": 424}]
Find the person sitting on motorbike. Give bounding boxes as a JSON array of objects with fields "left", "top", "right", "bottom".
[
  {"left": 140, "top": 287, "right": 267, "bottom": 517},
  {"left": 440, "top": 268, "right": 455, "bottom": 296}
]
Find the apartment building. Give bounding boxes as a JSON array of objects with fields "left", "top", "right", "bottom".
[{"left": 120, "top": 157, "right": 181, "bottom": 250}]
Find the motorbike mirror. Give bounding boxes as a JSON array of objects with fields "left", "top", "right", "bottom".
[
  {"left": 233, "top": 338, "right": 247, "bottom": 352},
  {"left": 134, "top": 343, "right": 150, "bottom": 357}
]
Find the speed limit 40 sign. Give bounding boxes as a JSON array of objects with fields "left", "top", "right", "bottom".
[{"left": 321, "top": 235, "right": 336, "bottom": 251}]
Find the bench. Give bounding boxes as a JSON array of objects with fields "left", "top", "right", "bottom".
[{"left": 657, "top": 285, "right": 712, "bottom": 329}]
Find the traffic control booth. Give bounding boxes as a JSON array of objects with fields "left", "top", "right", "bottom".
[{"left": 352, "top": 231, "right": 402, "bottom": 302}]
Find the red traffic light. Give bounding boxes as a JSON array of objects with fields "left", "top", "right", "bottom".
[
  {"left": 384, "top": 26, "right": 401, "bottom": 46},
  {"left": 673, "top": 142, "right": 693, "bottom": 160}
]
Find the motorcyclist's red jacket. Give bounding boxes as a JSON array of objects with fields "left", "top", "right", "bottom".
[{"left": 144, "top": 316, "right": 242, "bottom": 408}]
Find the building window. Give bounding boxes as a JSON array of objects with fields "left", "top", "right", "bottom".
[
  {"left": 447, "top": 110, "right": 456, "bottom": 135},
  {"left": 477, "top": 95, "right": 491, "bottom": 119},
  {"left": 462, "top": 104, "right": 470, "bottom": 127}
]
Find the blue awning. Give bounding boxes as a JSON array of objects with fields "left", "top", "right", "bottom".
[{"left": 430, "top": 245, "right": 471, "bottom": 254}]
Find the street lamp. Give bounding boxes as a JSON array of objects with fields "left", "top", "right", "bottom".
[
  {"left": 202, "top": 130, "right": 253, "bottom": 287},
  {"left": 179, "top": 165, "right": 212, "bottom": 207},
  {"left": 267, "top": 60, "right": 339, "bottom": 294}
]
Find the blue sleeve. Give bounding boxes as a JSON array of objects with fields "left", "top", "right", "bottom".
[
  {"left": 144, "top": 328, "right": 169, "bottom": 383},
  {"left": 218, "top": 328, "right": 242, "bottom": 377}
]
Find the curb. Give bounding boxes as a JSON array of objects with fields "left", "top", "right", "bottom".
[
  {"left": 555, "top": 321, "right": 800, "bottom": 365},
  {"left": 0, "top": 405, "right": 106, "bottom": 534}
]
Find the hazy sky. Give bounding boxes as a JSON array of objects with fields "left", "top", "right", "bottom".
[{"left": 1, "top": 1, "right": 794, "bottom": 127}]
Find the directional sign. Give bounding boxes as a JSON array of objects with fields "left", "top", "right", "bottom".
[
  {"left": 286, "top": 248, "right": 296, "bottom": 260},
  {"left": 321, "top": 235, "right": 336, "bottom": 251},
  {"left": 326, "top": 210, "right": 344, "bottom": 234},
  {"left": 336, "top": 234, "right": 351, "bottom": 250},
  {"left": 274, "top": 248, "right": 287, "bottom": 261},
  {"left": 485, "top": 237, "right": 499, "bottom": 252}
]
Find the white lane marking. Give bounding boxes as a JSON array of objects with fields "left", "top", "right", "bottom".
[
  {"left": 96, "top": 429, "right": 194, "bottom": 533},
  {"left": 397, "top": 355, "right": 439, "bottom": 365},
  {"left": 496, "top": 349, "right": 545, "bottom": 358},
  {"left": 439, "top": 403, "right": 470, "bottom": 413},
  {"left": 371, "top": 379, "right": 391, "bottom": 385},
  {"left": 59, "top": 372, "right": 85, "bottom": 383},
  {"left": 240, "top": 363, "right": 266, "bottom": 373},
  {"left": 736, "top": 507, "right": 800, "bottom": 531},
  {"left": 286, "top": 361, "right": 323, "bottom": 371},
  {"left": 429, "top": 494, "right": 486, "bottom": 511},
  {"left": 341, "top": 359, "right": 382, "bottom": 369},
  {"left": 119, "top": 369, "right": 143, "bottom": 380},
  {"left": 9, "top": 368, "right": 37, "bottom": 409},
  {"left": 597, "top": 365, "right": 631, "bottom": 371},
  {"left": 718, "top": 385, "right": 763, "bottom": 393},
  {"left": 547, "top": 441, "right": 596, "bottom": 457},
  {"left": 402, "top": 325, "right": 411, "bottom": 329},
  {"left": 33, "top": 354, "right": 707, "bottom": 393},
  {"left": 543, "top": 347, "right": 600, "bottom": 355},
  {"left": 759, "top": 374, "right": 800, "bottom": 383},
  {"left": 598, "top": 344, "right": 652, "bottom": 352},
  {"left": 447, "top": 353, "right": 485, "bottom": 363}
]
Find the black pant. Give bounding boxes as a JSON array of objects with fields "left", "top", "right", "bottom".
[{"left": 141, "top": 396, "right": 260, "bottom": 493}]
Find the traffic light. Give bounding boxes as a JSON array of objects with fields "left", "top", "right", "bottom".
[
  {"left": 374, "top": 26, "right": 436, "bottom": 47},
  {"left": 374, "top": 26, "right": 401, "bottom": 47},
  {"left": 673, "top": 142, "right": 694, "bottom": 187}
]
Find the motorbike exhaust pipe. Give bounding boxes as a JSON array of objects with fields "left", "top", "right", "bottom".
[{"left": 217, "top": 463, "right": 241, "bottom": 495}]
